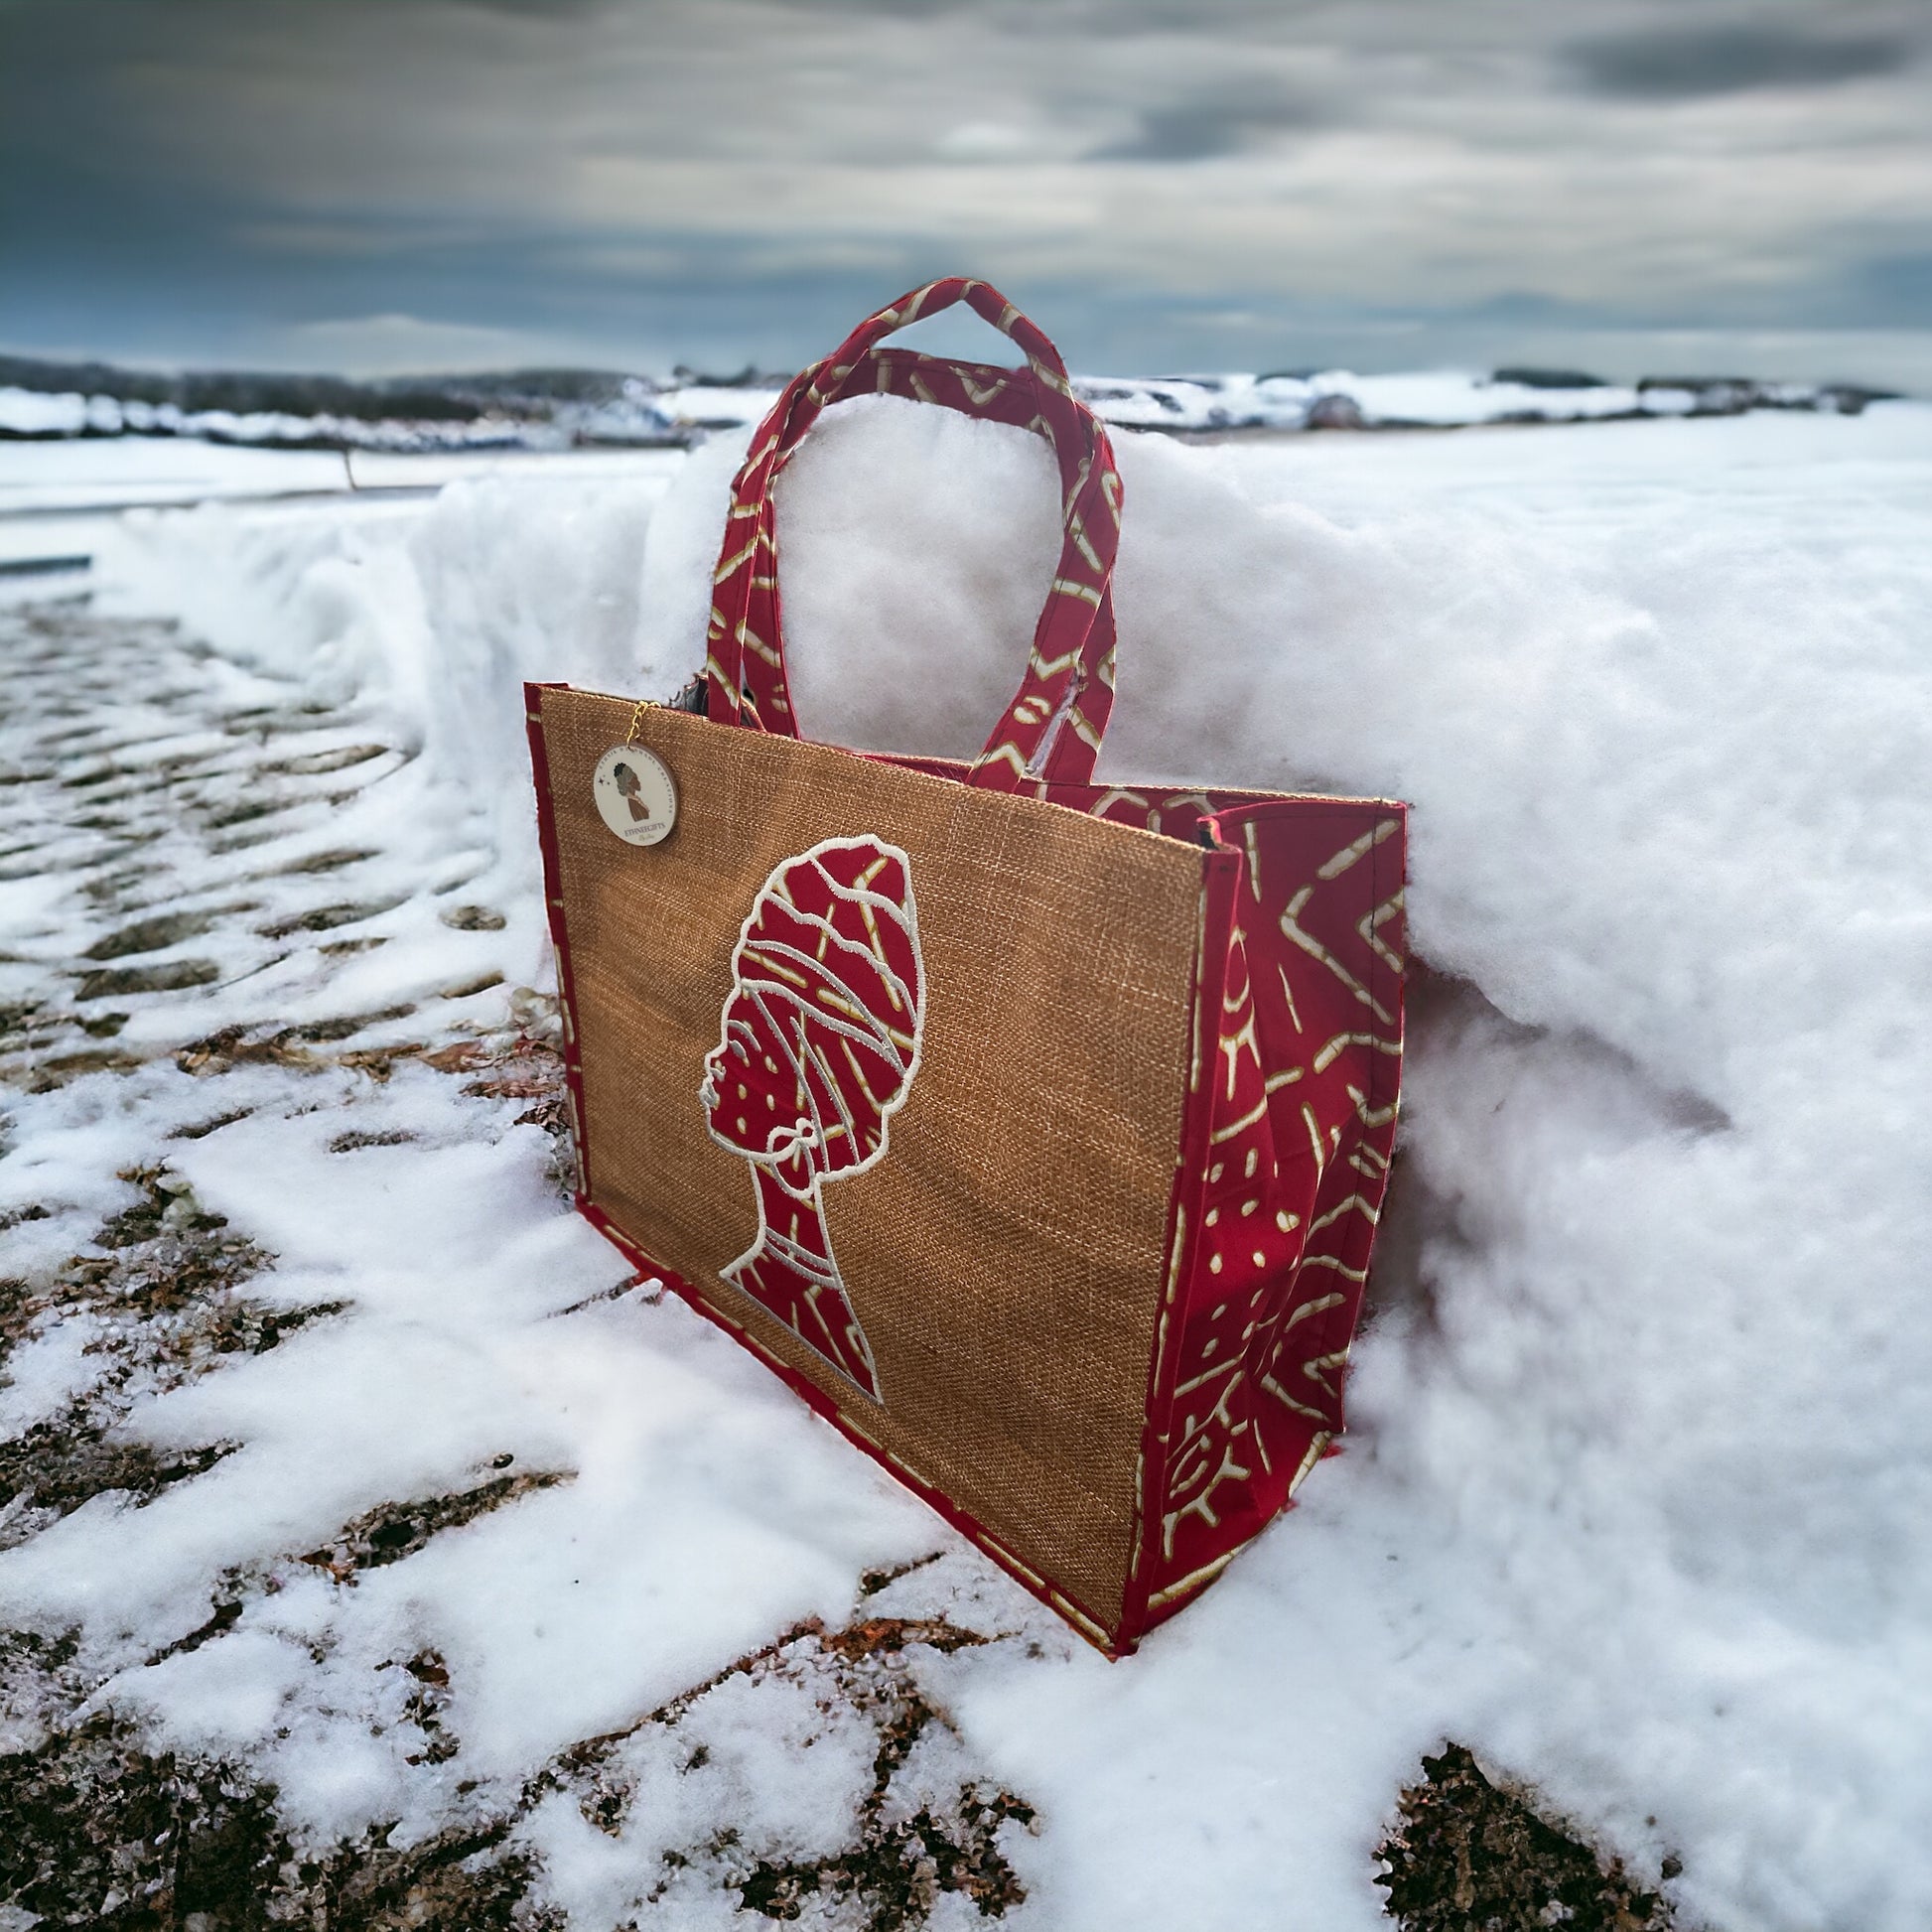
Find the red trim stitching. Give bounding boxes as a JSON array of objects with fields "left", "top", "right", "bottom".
[{"left": 524, "top": 684, "right": 597, "bottom": 1198}]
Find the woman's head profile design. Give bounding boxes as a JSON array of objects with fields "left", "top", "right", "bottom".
[
  {"left": 698, "top": 836, "right": 923, "bottom": 1401},
  {"left": 611, "top": 760, "right": 647, "bottom": 821}
]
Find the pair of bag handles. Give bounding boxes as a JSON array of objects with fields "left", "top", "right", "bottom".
[{"left": 704, "top": 277, "right": 1123, "bottom": 791}]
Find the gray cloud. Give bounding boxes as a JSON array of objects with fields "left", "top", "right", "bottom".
[
  {"left": 1856, "top": 250, "right": 1932, "bottom": 323},
  {"left": 709, "top": 0, "right": 990, "bottom": 12},
  {"left": 1, "top": 0, "right": 1928, "bottom": 383},
  {"left": 1095, "top": 89, "right": 1327, "bottom": 162},
  {"left": 1100, "top": 105, "right": 1250, "bottom": 160},
  {"left": 1566, "top": 23, "right": 1917, "bottom": 98}
]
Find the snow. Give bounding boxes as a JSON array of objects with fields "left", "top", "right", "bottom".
[
  {"left": 0, "top": 435, "right": 351, "bottom": 515},
  {"left": 2, "top": 363, "right": 1878, "bottom": 462},
  {"left": 0, "top": 435, "right": 692, "bottom": 522},
  {"left": 0, "top": 380, "right": 775, "bottom": 456},
  {"left": 0, "top": 386, "right": 539, "bottom": 455},
  {"left": 1075, "top": 366, "right": 1656, "bottom": 430},
  {"left": 3, "top": 394, "right": 1931, "bottom": 1928},
  {"left": 48, "top": 1091, "right": 918, "bottom": 1817},
  {"left": 0, "top": 388, "right": 94, "bottom": 437},
  {"left": 0, "top": 1313, "right": 110, "bottom": 1442}
]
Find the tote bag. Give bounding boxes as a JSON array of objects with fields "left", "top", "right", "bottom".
[{"left": 525, "top": 278, "right": 1406, "bottom": 1655}]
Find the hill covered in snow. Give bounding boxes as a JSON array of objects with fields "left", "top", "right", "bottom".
[{"left": 0, "top": 346, "right": 1896, "bottom": 454}]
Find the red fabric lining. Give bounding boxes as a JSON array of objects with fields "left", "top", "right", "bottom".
[{"left": 524, "top": 686, "right": 597, "bottom": 1200}]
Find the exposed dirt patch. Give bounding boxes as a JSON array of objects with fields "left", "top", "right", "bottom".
[
  {"left": 80, "top": 909, "right": 225, "bottom": 962},
  {"left": 0, "top": 1711, "right": 561, "bottom": 1931},
  {"left": 174, "top": 1008, "right": 421, "bottom": 1078},
  {"left": 0, "top": 996, "right": 46, "bottom": 1036},
  {"left": 203, "top": 796, "right": 297, "bottom": 831},
  {"left": 0, "top": 1168, "right": 331, "bottom": 1550},
  {"left": 439, "top": 903, "right": 507, "bottom": 931},
  {"left": 58, "top": 761, "right": 132, "bottom": 792},
  {"left": 440, "top": 970, "right": 506, "bottom": 999},
  {"left": 24, "top": 1043, "right": 148, "bottom": 1087},
  {"left": 538, "top": 1609, "right": 1033, "bottom": 1929},
  {"left": 74, "top": 959, "right": 221, "bottom": 1002},
  {"left": 168, "top": 1109, "right": 254, "bottom": 1142},
  {"left": 328, "top": 1128, "right": 417, "bottom": 1154},
  {"left": 0, "top": 1425, "right": 235, "bottom": 1529},
  {"left": 255, "top": 897, "right": 405, "bottom": 940},
  {"left": 294, "top": 1468, "right": 572, "bottom": 1584},
  {"left": 1376, "top": 1744, "right": 1677, "bottom": 1932},
  {"left": 264, "top": 847, "right": 380, "bottom": 877},
  {"left": 262, "top": 744, "right": 391, "bottom": 777}
]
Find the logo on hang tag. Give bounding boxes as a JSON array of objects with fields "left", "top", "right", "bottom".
[{"left": 592, "top": 746, "right": 678, "bottom": 846}]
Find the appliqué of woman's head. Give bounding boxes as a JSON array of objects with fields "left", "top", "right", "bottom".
[{"left": 700, "top": 838, "right": 922, "bottom": 1198}]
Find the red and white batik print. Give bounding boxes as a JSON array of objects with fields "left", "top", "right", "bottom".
[
  {"left": 1133, "top": 795, "right": 1404, "bottom": 1625},
  {"left": 707, "top": 276, "right": 1124, "bottom": 793},
  {"left": 699, "top": 836, "right": 924, "bottom": 1401}
]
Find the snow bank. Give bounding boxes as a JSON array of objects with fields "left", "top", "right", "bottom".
[
  {"left": 33, "top": 396, "right": 1932, "bottom": 1929},
  {"left": 90, "top": 470, "right": 677, "bottom": 956},
  {"left": 0, "top": 435, "right": 352, "bottom": 511}
]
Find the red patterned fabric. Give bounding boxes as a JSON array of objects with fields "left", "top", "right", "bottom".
[
  {"left": 706, "top": 276, "right": 1123, "bottom": 788},
  {"left": 1124, "top": 795, "right": 1403, "bottom": 1629}
]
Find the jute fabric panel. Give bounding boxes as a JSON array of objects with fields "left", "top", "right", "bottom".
[{"left": 534, "top": 687, "right": 1204, "bottom": 1627}]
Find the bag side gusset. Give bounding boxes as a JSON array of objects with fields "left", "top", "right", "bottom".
[{"left": 1126, "top": 798, "right": 1408, "bottom": 1641}]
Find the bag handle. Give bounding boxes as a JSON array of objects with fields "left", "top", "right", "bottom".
[{"left": 703, "top": 278, "right": 1123, "bottom": 790}]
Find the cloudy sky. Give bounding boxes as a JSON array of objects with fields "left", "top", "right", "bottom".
[{"left": 2, "top": 0, "right": 1929, "bottom": 384}]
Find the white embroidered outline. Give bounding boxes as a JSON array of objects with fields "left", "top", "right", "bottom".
[{"left": 698, "top": 835, "right": 924, "bottom": 1402}]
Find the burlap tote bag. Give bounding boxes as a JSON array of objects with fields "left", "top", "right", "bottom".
[{"left": 525, "top": 278, "right": 1407, "bottom": 1655}]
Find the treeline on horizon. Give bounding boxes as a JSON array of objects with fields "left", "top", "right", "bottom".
[
  {"left": 0, "top": 351, "right": 792, "bottom": 420},
  {"left": 5, "top": 348, "right": 1903, "bottom": 420}
]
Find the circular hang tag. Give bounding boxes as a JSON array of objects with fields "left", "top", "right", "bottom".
[{"left": 592, "top": 745, "right": 678, "bottom": 846}]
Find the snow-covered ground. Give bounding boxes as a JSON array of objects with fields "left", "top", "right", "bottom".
[{"left": 3, "top": 398, "right": 1930, "bottom": 1929}]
